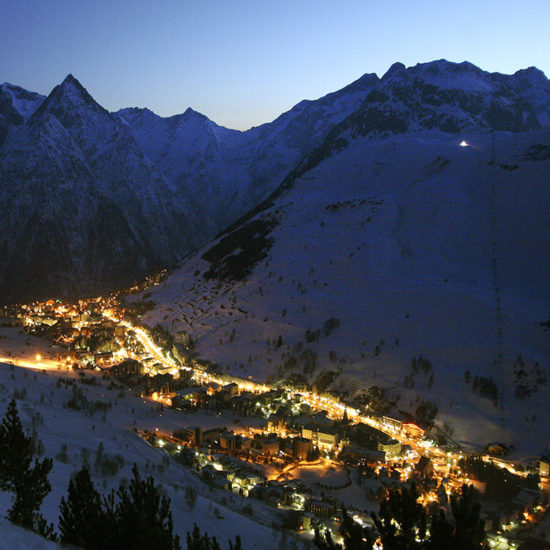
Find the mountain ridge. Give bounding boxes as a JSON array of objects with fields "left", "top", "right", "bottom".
[{"left": 1, "top": 60, "right": 549, "bottom": 304}]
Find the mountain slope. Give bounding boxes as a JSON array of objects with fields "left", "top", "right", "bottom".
[
  {"left": 115, "top": 71, "right": 379, "bottom": 234},
  {"left": 0, "top": 72, "right": 379, "bottom": 303},
  {"left": 139, "top": 61, "right": 550, "bottom": 455},
  {"left": 1, "top": 60, "right": 549, "bottom": 309}
]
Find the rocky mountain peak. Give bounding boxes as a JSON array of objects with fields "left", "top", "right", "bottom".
[{"left": 29, "top": 74, "right": 109, "bottom": 127}]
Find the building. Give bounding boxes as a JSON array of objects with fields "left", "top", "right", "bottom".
[
  {"left": 382, "top": 415, "right": 403, "bottom": 432},
  {"left": 302, "top": 426, "right": 339, "bottom": 449},
  {"left": 403, "top": 422, "right": 425, "bottom": 439},
  {"left": 307, "top": 499, "right": 337, "bottom": 518},
  {"left": 183, "top": 426, "right": 203, "bottom": 446},
  {"left": 220, "top": 432, "right": 241, "bottom": 450},
  {"left": 293, "top": 437, "right": 313, "bottom": 460},
  {"left": 267, "top": 414, "right": 286, "bottom": 433},
  {"left": 260, "top": 436, "right": 280, "bottom": 456},
  {"left": 223, "top": 383, "right": 239, "bottom": 397},
  {"left": 109, "top": 358, "right": 144, "bottom": 378},
  {"left": 378, "top": 439, "right": 402, "bottom": 458},
  {"left": 539, "top": 458, "right": 549, "bottom": 477}
]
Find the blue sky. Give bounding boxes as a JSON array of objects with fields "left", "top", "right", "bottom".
[{"left": 2, "top": 1, "right": 549, "bottom": 129}]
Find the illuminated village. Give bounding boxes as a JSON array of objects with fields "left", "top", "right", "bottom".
[{"left": 1, "top": 275, "right": 548, "bottom": 550}]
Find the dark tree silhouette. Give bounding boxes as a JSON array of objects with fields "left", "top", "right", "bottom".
[
  {"left": 450, "top": 484, "right": 486, "bottom": 550},
  {"left": 59, "top": 467, "right": 110, "bottom": 550},
  {"left": 115, "top": 463, "right": 181, "bottom": 550},
  {"left": 0, "top": 398, "right": 53, "bottom": 534},
  {"left": 186, "top": 524, "right": 243, "bottom": 550},
  {"left": 186, "top": 523, "right": 221, "bottom": 550},
  {"left": 371, "top": 482, "right": 427, "bottom": 549}
]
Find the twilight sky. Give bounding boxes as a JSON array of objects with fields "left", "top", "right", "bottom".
[{"left": 2, "top": 0, "right": 549, "bottom": 130}]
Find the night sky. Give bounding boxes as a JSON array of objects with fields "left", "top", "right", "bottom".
[{"left": 2, "top": 0, "right": 549, "bottom": 129}]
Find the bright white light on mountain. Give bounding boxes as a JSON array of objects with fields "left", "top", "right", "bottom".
[{"left": 459, "top": 140, "right": 469, "bottom": 147}]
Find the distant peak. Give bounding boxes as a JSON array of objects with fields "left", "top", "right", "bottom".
[
  {"left": 180, "top": 107, "right": 209, "bottom": 123},
  {"left": 514, "top": 66, "right": 548, "bottom": 83},
  {"left": 382, "top": 62, "right": 406, "bottom": 80},
  {"left": 29, "top": 73, "right": 107, "bottom": 124},
  {"left": 60, "top": 74, "right": 89, "bottom": 94},
  {"left": 183, "top": 107, "right": 202, "bottom": 117}
]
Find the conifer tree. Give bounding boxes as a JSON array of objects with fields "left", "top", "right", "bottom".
[
  {"left": 450, "top": 484, "right": 486, "bottom": 550},
  {"left": 58, "top": 467, "right": 108, "bottom": 550},
  {"left": 186, "top": 524, "right": 221, "bottom": 550},
  {"left": 371, "top": 482, "right": 427, "bottom": 550},
  {"left": 115, "top": 463, "right": 181, "bottom": 550},
  {"left": 0, "top": 398, "right": 53, "bottom": 532}
]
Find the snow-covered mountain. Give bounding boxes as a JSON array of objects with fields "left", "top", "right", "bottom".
[
  {"left": 0, "top": 72, "right": 378, "bottom": 303},
  {"left": 0, "top": 75, "right": 196, "bottom": 303},
  {"left": 1, "top": 60, "right": 549, "bottom": 314},
  {"left": 138, "top": 61, "right": 550, "bottom": 455}
]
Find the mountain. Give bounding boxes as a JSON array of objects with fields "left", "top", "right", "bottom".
[
  {"left": 0, "top": 75, "right": 195, "bottom": 303},
  {"left": 0, "top": 72, "right": 378, "bottom": 303},
  {"left": 114, "top": 71, "right": 379, "bottom": 234},
  {"left": 1, "top": 60, "right": 549, "bottom": 315},
  {"left": 137, "top": 60, "right": 550, "bottom": 455},
  {"left": 0, "top": 82, "right": 45, "bottom": 144}
]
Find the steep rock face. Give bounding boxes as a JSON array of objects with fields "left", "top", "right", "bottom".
[
  {"left": 0, "top": 83, "right": 45, "bottom": 145},
  {"left": 0, "top": 76, "right": 194, "bottom": 303}
]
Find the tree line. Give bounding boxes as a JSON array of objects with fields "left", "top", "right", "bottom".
[{"left": 314, "top": 482, "right": 486, "bottom": 550}]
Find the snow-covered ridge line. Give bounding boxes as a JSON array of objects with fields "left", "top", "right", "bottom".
[{"left": 0, "top": 59, "right": 549, "bottom": 304}]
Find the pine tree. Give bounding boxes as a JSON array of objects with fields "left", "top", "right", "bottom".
[
  {"left": 186, "top": 524, "right": 221, "bottom": 550},
  {"left": 450, "top": 484, "right": 486, "bottom": 550},
  {"left": 371, "top": 482, "right": 427, "bottom": 550},
  {"left": 313, "top": 527, "right": 341, "bottom": 550},
  {"left": 428, "top": 509, "right": 453, "bottom": 549},
  {"left": 340, "top": 506, "right": 374, "bottom": 550},
  {"left": 115, "top": 463, "right": 181, "bottom": 550},
  {"left": 0, "top": 398, "right": 53, "bottom": 531},
  {"left": 59, "top": 467, "right": 108, "bottom": 550}
]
